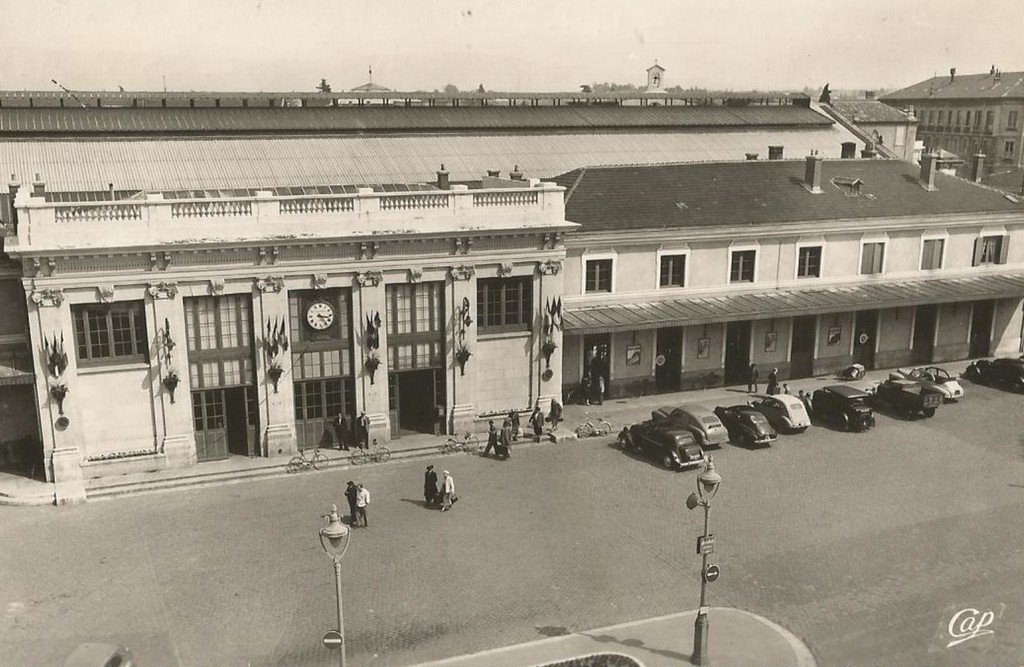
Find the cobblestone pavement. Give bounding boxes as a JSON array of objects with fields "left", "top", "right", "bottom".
[{"left": 3, "top": 379, "right": 1024, "bottom": 666}]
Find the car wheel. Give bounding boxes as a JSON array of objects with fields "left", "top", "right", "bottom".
[
  {"left": 923, "top": 407, "right": 936, "bottom": 418},
  {"left": 662, "top": 454, "right": 675, "bottom": 469},
  {"left": 836, "top": 413, "right": 851, "bottom": 431}
]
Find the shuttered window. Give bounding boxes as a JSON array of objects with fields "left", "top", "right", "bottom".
[
  {"left": 920, "top": 239, "right": 944, "bottom": 270},
  {"left": 973, "top": 235, "right": 1008, "bottom": 266},
  {"left": 860, "top": 242, "right": 885, "bottom": 275}
]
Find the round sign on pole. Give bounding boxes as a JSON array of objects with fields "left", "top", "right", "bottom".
[
  {"left": 858, "top": 333, "right": 869, "bottom": 345},
  {"left": 703, "top": 565, "right": 721, "bottom": 583},
  {"left": 323, "top": 630, "right": 343, "bottom": 649},
  {"left": 655, "top": 354, "right": 666, "bottom": 367}
]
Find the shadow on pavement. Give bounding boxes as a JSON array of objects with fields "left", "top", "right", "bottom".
[{"left": 582, "top": 632, "right": 693, "bottom": 664}]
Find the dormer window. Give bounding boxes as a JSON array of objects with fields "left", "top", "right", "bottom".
[{"left": 832, "top": 177, "right": 864, "bottom": 197}]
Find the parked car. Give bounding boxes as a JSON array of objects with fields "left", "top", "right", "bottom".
[
  {"left": 617, "top": 420, "right": 706, "bottom": 470},
  {"left": 651, "top": 403, "right": 729, "bottom": 448},
  {"left": 811, "top": 385, "right": 876, "bottom": 432},
  {"left": 712, "top": 405, "right": 777, "bottom": 447},
  {"left": 747, "top": 393, "right": 811, "bottom": 433},
  {"left": 872, "top": 375, "right": 942, "bottom": 418},
  {"left": 964, "top": 358, "right": 1024, "bottom": 392},
  {"left": 895, "top": 366, "right": 965, "bottom": 402}
]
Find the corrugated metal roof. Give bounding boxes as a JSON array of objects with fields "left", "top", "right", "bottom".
[
  {"left": 0, "top": 126, "right": 864, "bottom": 192},
  {"left": 564, "top": 273, "right": 1024, "bottom": 334}
]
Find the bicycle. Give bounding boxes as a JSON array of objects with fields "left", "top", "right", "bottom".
[
  {"left": 350, "top": 439, "right": 392, "bottom": 466},
  {"left": 287, "top": 446, "right": 329, "bottom": 473},
  {"left": 440, "top": 431, "right": 481, "bottom": 455},
  {"left": 574, "top": 417, "right": 616, "bottom": 438}
]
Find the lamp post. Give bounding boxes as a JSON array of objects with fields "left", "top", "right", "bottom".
[
  {"left": 686, "top": 455, "right": 722, "bottom": 666},
  {"left": 319, "top": 505, "right": 351, "bottom": 667}
]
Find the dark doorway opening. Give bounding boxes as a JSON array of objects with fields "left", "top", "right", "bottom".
[
  {"left": 724, "top": 321, "right": 751, "bottom": 384},
  {"left": 911, "top": 304, "right": 938, "bottom": 364},
  {"left": 790, "top": 315, "right": 817, "bottom": 378},
  {"left": 655, "top": 327, "right": 683, "bottom": 391},
  {"left": 193, "top": 387, "right": 259, "bottom": 462},
  {"left": 583, "top": 333, "right": 611, "bottom": 396},
  {"left": 853, "top": 310, "right": 878, "bottom": 369},
  {"left": 969, "top": 300, "right": 994, "bottom": 358},
  {"left": 391, "top": 369, "right": 445, "bottom": 436}
]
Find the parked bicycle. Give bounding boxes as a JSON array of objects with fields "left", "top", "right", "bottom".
[
  {"left": 287, "top": 446, "right": 329, "bottom": 473},
  {"left": 440, "top": 431, "right": 481, "bottom": 455},
  {"left": 575, "top": 417, "right": 616, "bottom": 438},
  {"left": 350, "top": 440, "right": 392, "bottom": 466}
]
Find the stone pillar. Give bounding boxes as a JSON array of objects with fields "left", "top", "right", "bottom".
[
  {"left": 536, "top": 259, "right": 565, "bottom": 413},
  {"left": 146, "top": 281, "right": 196, "bottom": 469},
  {"left": 354, "top": 271, "right": 390, "bottom": 443},
  {"left": 27, "top": 287, "right": 86, "bottom": 504},
  {"left": 448, "top": 264, "right": 477, "bottom": 435},
  {"left": 254, "top": 276, "right": 297, "bottom": 457}
]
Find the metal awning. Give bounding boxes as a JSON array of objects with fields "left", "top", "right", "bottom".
[{"left": 564, "top": 273, "right": 1024, "bottom": 334}]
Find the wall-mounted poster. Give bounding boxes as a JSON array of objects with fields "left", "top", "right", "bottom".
[
  {"left": 827, "top": 326, "right": 842, "bottom": 346},
  {"left": 697, "top": 337, "right": 710, "bottom": 359},
  {"left": 764, "top": 330, "right": 777, "bottom": 353},
  {"left": 625, "top": 344, "right": 642, "bottom": 366}
]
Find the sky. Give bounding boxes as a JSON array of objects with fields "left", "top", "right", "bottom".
[{"left": 2, "top": 0, "right": 1022, "bottom": 94}]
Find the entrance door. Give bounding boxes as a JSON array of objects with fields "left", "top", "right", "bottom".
[
  {"left": 790, "top": 315, "right": 817, "bottom": 378},
  {"left": 853, "top": 310, "right": 878, "bottom": 369},
  {"left": 970, "top": 300, "right": 994, "bottom": 358},
  {"left": 193, "top": 390, "right": 228, "bottom": 462},
  {"left": 394, "top": 369, "right": 444, "bottom": 435},
  {"left": 655, "top": 327, "right": 683, "bottom": 391},
  {"left": 583, "top": 333, "right": 611, "bottom": 391},
  {"left": 912, "top": 305, "right": 937, "bottom": 364},
  {"left": 724, "top": 321, "right": 751, "bottom": 384}
]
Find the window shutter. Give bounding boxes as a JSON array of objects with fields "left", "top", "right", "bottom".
[
  {"left": 972, "top": 238, "right": 983, "bottom": 266},
  {"left": 998, "top": 235, "right": 1010, "bottom": 264}
]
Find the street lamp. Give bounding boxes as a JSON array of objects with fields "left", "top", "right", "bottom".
[
  {"left": 686, "top": 455, "right": 722, "bottom": 666},
  {"left": 319, "top": 505, "right": 351, "bottom": 667}
]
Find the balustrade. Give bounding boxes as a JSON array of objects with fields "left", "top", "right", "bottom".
[
  {"left": 472, "top": 190, "right": 539, "bottom": 207},
  {"left": 53, "top": 204, "right": 143, "bottom": 222},
  {"left": 171, "top": 200, "right": 253, "bottom": 218},
  {"left": 278, "top": 197, "right": 356, "bottom": 215},
  {"left": 379, "top": 193, "right": 450, "bottom": 211}
]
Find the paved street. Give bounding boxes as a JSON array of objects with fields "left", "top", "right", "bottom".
[{"left": 4, "top": 378, "right": 1024, "bottom": 666}]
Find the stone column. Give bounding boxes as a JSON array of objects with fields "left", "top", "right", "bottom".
[
  {"left": 26, "top": 287, "right": 86, "bottom": 505},
  {"left": 254, "top": 276, "right": 297, "bottom": 457},
  {"left": 448, "top": 264, "right": 477, "bottom": 435},
  {"left": 536, "top": 259, "right": 565, "bottom": 413},
  {"left": 354, "top": 271, "right": 390, "bottom": 443},
  {"left": 146, "top": 281, "right": 196, "bottom": 469}
]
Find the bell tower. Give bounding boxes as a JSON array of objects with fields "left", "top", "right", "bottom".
[{"left": 646, "top": 61, "right": 666, "bottom": 93}]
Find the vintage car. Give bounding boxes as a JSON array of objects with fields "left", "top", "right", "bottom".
[
  {"left": 811, "top": 385, "right": 876, "bottom": 432},
  {"left": 963, "top": 358, "right": 1024, "bottom": 392},
  {"left": 872, "top": 375, "right": 942, "bottom": 418},
  {"left": 712, "top": 405, "right": 777, "bottom": 447},
  {"left": 617, "top": 420, "right": 706, "bottom": 470},
  {"left": 895, "top": 367, "right": 965, "bottom": 402},
  {"left": 747, "top": 393, "right": 811, "bottom": 433},
  {"left": 650, "top": 403, "right": 729, "bottom": 448}
]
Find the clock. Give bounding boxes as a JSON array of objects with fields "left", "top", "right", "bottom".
[{"left": 306, "top": 300, "right": 335, "bottom": 331}]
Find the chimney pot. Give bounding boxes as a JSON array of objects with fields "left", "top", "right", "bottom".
[
  {"left": 949, "top": 67, "right": 956, "bottom": 83},
  {"left": 919, "top": 153, "right": 939, "bottom": 191},
  {"left": 768, "top": 145, "right": 784, "bottom": 160},
  {"left": 745, "top": 153, "right": 759, "bottom": 161},
  {"left": 487, "top": 169, "right": 501, "bottom": 178},
  {"left": 510, "top": 165, "right": 524, "bottom": 180},
  {"left": 860, "top": 141, "right": 877, "bottom": 158},
  {"left": 803, "top": 155, "right": 823, "bottom": 193},
  {"left": 436, "top": 164, "right": 450, "bottom": 190},
  {"left": 971, "top": 153, "right": 986, "bottom": 183}
]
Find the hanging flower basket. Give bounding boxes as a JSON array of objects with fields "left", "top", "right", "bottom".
[
  {"left": 162, "top": 371, "right": 181, "bottom": 403},
  {"left": 267, "top": 364, "right": 284, "bottom": 393},
  {"left": 541, "top": 338, "right": 558, "bottom": 369},
  {"left": 49, "top": 383, "right": 69, "bottom": 416},
  {"left": 455, "top": 345, "right": 472, "bottom": 376},
  {"left": 365, "top": 354, "right": 381, "bottom": 385}
]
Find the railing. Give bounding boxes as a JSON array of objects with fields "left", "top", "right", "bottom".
[
  {"left": 379, "top": 193, "right": 450, "bottom": 211},
  {"left": 171, "top": 200, "right": 253, "bottom": 218},
  {"left": 278, "top": 197, "right": 356, "bottom": 215},
  {"left": 54, "top": 204, "right": 142, "bottom": 222},
  {"left": 473, "top": 191, "right": 539, "bottom": 207}
]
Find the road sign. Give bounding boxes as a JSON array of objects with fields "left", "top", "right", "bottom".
[
  {"left": 323, "top": 630, "right": 344, "bottom": 649},
  {"left": 704, "top": 565, "right": 721, "bottom": 582},
  {"left": 697, "top": 534, "right": 716, "bottom": 555}
]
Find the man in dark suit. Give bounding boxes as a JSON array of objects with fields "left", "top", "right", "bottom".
[{"left": 424, "top": 465, "right": 439, "bottom": 507}]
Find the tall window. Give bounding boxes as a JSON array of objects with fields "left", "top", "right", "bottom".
[
  {"left": 921, "top": 238, "right": 945, "bottom": 270},
  {"left": 1008, "top": 110, "right": 1019, "bottom": 129},
  {"left": 659, "top": 254, "right": 687, "bottom": 287},
  {"left": 860, "top": 242, "right": 885, "bottom": 275},
  {"left": 964, "top": 110, "right": 971, "bottom": 128},
  {"left": 184, "top": 295, "right": 254, "bottom": 389},
  {"left": 1006, "top": 140, "right": 1016, "bottom": 155},
  {"left": 478, "top": 277, "right": 532, "bottom": 331},
  {"left": 974, "top": 235, "right": 1008, "bottom": 266},
  {"left": 386, "top": 282, "right": 444, "bottom": 370},
  {"left": 985, "top": 111, "right": 994, "bottom": 130},
  {"left": 72, "top": 301, "right": 148, "bottom": 365},
  {"left": 946, "top": 110, "right": 953, "bottom": 126},
  {"left": 797, "top": 246, "right": 822, "bottom": 278},
  {"left": 584, "top": 259, "right": 613, "bottom": 293},
  {"left": 729, "top": 250, "right": 756, "bottom": 283}
]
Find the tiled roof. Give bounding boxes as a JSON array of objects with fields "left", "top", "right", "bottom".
[
  {"left": 831, "top": 100, "right": 915, "bottom": 124},
  {"left": 0, "top": 126, "right": 863, "bottom": 192},
  {"left": 552, "top": 159, "right": 1023, "bottom": 232},
  {"left": 984, "top": 168, "right": 1024, "bottom": 195},
  {"left": 0, "top": 105, "right": 832, "bottom": 135},
  {"left": 882, "top": 72, "right": 1024, "bottom": 101},
  {"left": 564, "top": 273, "right": 1024, "bottom": 334}
]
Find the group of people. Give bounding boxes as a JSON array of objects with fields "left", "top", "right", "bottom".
[
  {"left": 330, "top": 411, "right": 373, "bottom": 451},
  {"left": 579, "top": 372, "right": 607, "bottom": 406},
  {"left": 747, "top": 364, "right": 788, "bottom": 396},
  {"left": 423, "top": 465, "right": 458, "bottom": 511},
  {"left": 480, "top": 400, "right": 565, "bottom": 460},
  {"left": 343, "top": 480, "right": 372, "bottom": 527}
]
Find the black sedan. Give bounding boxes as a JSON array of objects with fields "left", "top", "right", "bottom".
[
  {"left": 964, "top": 358, "right": 1024, "bottom": 392},
  {"left": 617, "top": 420, "right": 706, "bottom": 470},
  {"left": 713, "top": 405, "right": 777, "bottom": 447}
]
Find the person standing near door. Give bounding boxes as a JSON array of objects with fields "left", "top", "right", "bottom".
[
  {"left": 355, "top": 483, "right": 371, "bottom": 527},
  {"left": 356, "top": 412, "right": 370, "bottom": 450},
  {"left": 767, "top": 367, "right": 780, "bottom": 395},
  {"left": 344, "top": 481, "right": 359, "bottom": 524},
  {"left": 747, "top": 363, "right": 759, "bottom": 393},
  {"left": 333, "top": 413, "right": 350, "bottom": 451},
  {"left": 595, "top": 374, "right": 606, "bottom": 405}
]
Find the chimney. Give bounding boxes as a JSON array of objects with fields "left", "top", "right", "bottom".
[
  {"left": 768, "top": 145, "right": 784, "bottom": 160},
  {"left": 919, "top": 153, "right": 938, "bottom": 191},
  {"left": 436, "top": 164, "right": 450, "bottom": 190},
  {"left": 840, "top": 142, "right": 857, "bottom": 159},
  {"left": 990, "top": 65, "right": 996, "bottom": 76},
  {"left": 803, "top": 154, "right": 823, "bottom": 193},
  {"left": 745, "top": 152, "right": 759, "bottom": 161},
  {"left": 487, "top": 169, "right": 501, "bottom": 178},
  {"left": 108, "top": 183, "right": 115, "bottom": 200},
  {"left": 5, "top": 174, "right": 19, "bottom": 229},
  {"left": 31, "top": 173, "right": 45, "bottom": 197},
  {"left": 864, "top": 90, "right": 876, "bottom": 100},
  {"left": 860, "top": 141, "right": 877, "bottom": 158},
  {"left": 509, "top": 165, "right": 524, "bottom": 181},
  {"left": 971, "top": 153, "right": 986, "bottom": 183},
  {"left": 949, "top": 67, "right": 956, "bottom": 83}
]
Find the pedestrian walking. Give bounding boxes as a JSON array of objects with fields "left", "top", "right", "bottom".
[
  {"left": 483, "top": 419, "right": 498, "bottom": 457},
  {"left": 747, "top": 363, "right": 759, "bottom": 393},
  {"left": 344, "top": 480, "right": 359, "bottom": 524},
  {"left": 529, "top": 401, "right": 545, "bottom": 442},
  {"left": 440, "top": 470, "right": 457, "bottom": 511},
  {"left": 354, "top": 483, "right": 370, "bottom": 527},
  {"left": 356, "top": 411, "right": 370, "bottom": 449},
  {"left": 498, "top": 419, "right": 513, "bottom": 459},
  {"left": 595, "top": 375, "right": 606, "bottom": 405},
  {"left": 767, "top": 367, "right": 780, "bottom": 395},
  {"left": 548, "top": 398, "right": 563, "bottom": 432},
  {"left": 424, "top": 465, "right": 439, "bottom": 507},
  {"left": 582, "top": 373, "right": 592, "bottom": 406},
  {"left": 508, "top": 409, "right": 521, "bottom": 441}
]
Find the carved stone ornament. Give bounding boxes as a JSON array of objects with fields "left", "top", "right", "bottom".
[
  {"left": 98, "top": 284, "right": 115, "bottom": 303},
  {"left": 30, "top": 288, "right": 65, "bottom": 307},
  {"left": 450, "top": 264, "right": 475, "bottom": 281},
  {"left": 147, "top": 281, "right": 179, "bottom": 299},
  {"left": 538, "top": 259, "right": 562, "bottom": 276},
  {"left": 313, "top": 273, "right": 329, "bottom": 289},
  {"left": 497, "top": 262, "right": 514, "bottom": 278},
  {"left": 408, "top": 268, "right": 423, "bottom": 283},
  {"left": 356, "top": 270, "right": 384, "bottom": 287},
  {"left": 209, "top": 278, "right": 226, "bottom": 297},
  {"left": 255, "top": 276, "right": 285, "bottom": 293}
]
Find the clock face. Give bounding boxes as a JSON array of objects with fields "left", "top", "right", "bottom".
[{"left": 306, "top": 300, "right": 335, "bottom": 331}]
